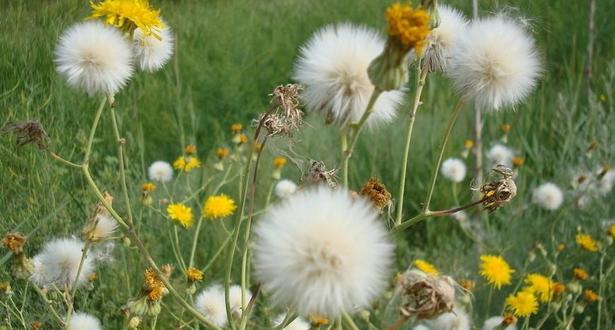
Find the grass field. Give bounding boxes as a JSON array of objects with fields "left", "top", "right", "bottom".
[{"left": 1, "top": 0, "right": 614, "bottom": 329}]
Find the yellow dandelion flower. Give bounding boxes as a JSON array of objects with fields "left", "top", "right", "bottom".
[
  {"left": 238, "top": 134, "right": 249, "bottom": 145},
  {"left": 89, "top": 0, "right": 162, "bottom": 38},
  {"left": 464, "top": 139, "right": 474, "bottom": 149},
  {"left": 217, "top": 147, "right": 230, "bottom": 160},
  {"left": 573, "top": 268, "right": 589, "bottom": 281},
  {"left": 141, "top": 182, "right": 156, "bottom": 192},
  {"left": 203, "top": 194, "right": 236, "bottom": 219},
  {"left": 385, "top": 3, "right": 430, "bottom": 53},
  {"left": 512, "top": 156, "right": 525, "bottom": 167},
  {"left": 576, "top": 234, "right": 599, "bottom": 252},
  {"left": 506, "top": 291, "right": 538, "bottom": 317},
  {"left": 309, "top": 314, "right": 329, "bottom": 326},
  {"left": 459, "top": 279, "right": 476, "bottom": 291},
  {"left": 273, "top": 156, "right": 287, "bottom": 169},
  {"left": 167, "top": 203, "right": 194, "bottom": 228},
  {"left": 480, "top": 255, "right": 515, "bottom": 289},
  {"left": 173, "top": 156, "right": 201, "bottom": 172},
  {"left": 524, "top": 273, "right": 553, "bottom": 303},
  {"left": 184, "top": 144, "right": 197, "bottom": 155},
  {"left": 552, "top": 282, "right": 566, "bottom": 296},
  {"left": 556, "top": 243, "right": 566, "bottom": 252},
  {"left": 185, "top": 267, "right": 204, "bottom": 282},
  {"left": 500, "top": 124, "right": 512, "bottom": 133},
  {"left": 583, "top": 289, "right": 599, "bottom": 303},
  {"left": 608, "top": 225, "right": 615, "bottom": 239},
  {"left": 231, "top": 123, "right": 243, "bottom": 134},
  {"left": 414, "top": 259, "right": 439, "bottom": 276}
]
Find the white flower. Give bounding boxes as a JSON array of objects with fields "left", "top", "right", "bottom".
[
  {"left": 487, "top": 144, "right": 514, "bottom": 168},
  {"left": 413, "top": 326, "right": 431, "bottom": 330},
  {"left": 424, "top": 307, "right": 471, "bottom": 330},
  {"left": 441, "top": 158, "right": 467, "bottom": 182},
  {"left": 274, "top": 314, "right": 310, "bottom": 330},
  {"left": 253, "top": 187, "right": 394, "bottom": 318},
  {"left": 293, "top": 23, "right": 404, "bottom": 128},
  {"left": 595, "top": 166, "right": 615, "bottom": 195},
  {"left": 194, "top": 285, "right": 227, "bottom": 328},
  {"left": 55, "top": 21, "right": 133, "bottom": 96},
  {"left": 133, "top": 22, "right": 174, "bottom": 72},
  {"left": 448, "top": 16, "right": 541, "bottom": 110},
  {"left": 275, "top": 179, "right": 298, "bottom": 198},
  {"left": 31, "top": 238, "right": 94, "bottom": 288},
  {"left": 423, "top": 5, "right": 468, "bottom": 72},
  {"left": 229, "top": 285, "right": 252, "bottom": 318},
  {"left": 482, "top": 316, "right": 517, "bottom": 330},
  {"left": 532, "top": 182, "right": 564, "bottom": 210},
  {"left": 148, "top": 161, "right": 173, "bottom": 182},
  {"left": 67, "top": 312, "right": 102, "bottom": 330},
  {"left": 90, "top": 214, "right": 118, "bottom": 241}
]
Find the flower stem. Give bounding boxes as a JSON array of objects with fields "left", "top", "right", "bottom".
[
  {"left": 83, "top": 97, "right": 107, "bottom": 164},
  {"left": 342, "top": 313, "right": 360, "bottom": 330},
  {"left": 392, "top": 197, "right": 486, "bottom": 233},
  {"left": 395, "top": 67, "right": 428, "bottom": 225},
  {"left": 109, "top": 103, "right": 134, "bottom": 224}
]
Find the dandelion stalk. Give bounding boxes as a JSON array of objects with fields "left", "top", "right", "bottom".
[
  {"left": 395, "top": 65, "right": 428, "bottom": 225},
  {"left": 66, "top": 239, "right": 91, "bottom": 326},
  {"left": 393, "top": 196, "right": 487, "bottom": 233},
  {"left": 110, "top": 102, "right": 134, "bottom": 224},
  {"left": 83, "top": 96, "right": 107, "bottom": 164},
  {"left": 343, "top": 313, "right": 360, "bottom": 330},
  {"left": 30, "top": 282, "right": 65, "bottom": 326}
]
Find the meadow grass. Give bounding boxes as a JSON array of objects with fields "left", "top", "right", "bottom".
[{"left": 1, "top": 0, "right": 614, "bottom": 329}]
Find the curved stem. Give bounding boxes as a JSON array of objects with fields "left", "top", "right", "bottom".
[
  {"left": 342, "top": 313, "right": 360, "bottom": 330},
  {"left": 392, "top": 197, "right": 485, "bottom": 233},
  {"left": 83, "top": 97, "right": 107, "bottom": 164},
  {"left": 110, "top": 104, "right": 134, "bottom": 224}
]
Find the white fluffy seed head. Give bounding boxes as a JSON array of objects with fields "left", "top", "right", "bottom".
[
  {"left": 194, "top": 285, "right": 228, "bottom": 328},
  {"left": 441, "top": 158, "right": 467, "bottom": 183},
  {"left": 424, "top": 307, "right": 471, "bottom": 330},
  {"left": 229, "top": 285, "right": 252, "bottom": 318},
  {"left": 482, "top": 316, "right": 517, "bottom": 330},
  {"left": 55, "top": 21, "right": 133, "bottom": 96},
  {"left": 133, "top": 22, "right": 174, "bottom": 72},
  {"left": 596, "top": 166, "right": 615, "bottom": 195},
  {"left": 293, "top": 23, "right": 404, "bottom": 128},
  {"left": 253, "top": 186, "right": 394, "bottom": 318},
  {"left": 487, "top": 144, "right": 514, "bottom": 168},
  {"left": 532, "top": 182, "right": 564, "bottom": 210},
  {"left": 90, "top": 214, "right": 118, "bottom": 240},
  {"left": 274, "top": 314, "right": 310, "bottom": 330},
  {"left": 275, "top": 179, "right": 298, "bottom": 198},
  {"left": 423, "top": 5, "right": 468, "bottom": 72},
  {"left": 67, "top": 312, "right": 102, "bottom": 330},
  {"left": 31, "top": 238, "right": 94, "bottom": 288},
  {"left": 448, "top": 15, "right": 541, "bottom": 110},
  {"left": 148, "top": 161, "right": 173, "bottom": 183}
]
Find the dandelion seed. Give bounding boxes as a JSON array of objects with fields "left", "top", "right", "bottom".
[
  {"left": 482, "top": 316, "right": 517, "bottom": 330},
  {"left": 275, "top": 179, "right": 298, "bottom": 199},
  {"left": 575, "top": 234, "right": 599, "bottom": 252},
  {"left": 441, "top": 158, "right": 466, "bottom": 183},
  {"left": 31, "top": 238, "right": 94, "bottom": 288},
  {"left": 167, "top": 203, "right": 194, "bottom": 228},
  {"left": 90, "top": 0, "right": 162, "bottom": 38},
  {"left": 67, "top": 312, "right": 102, "bottom": 330},
  {"left": 532, "top": 182, "right": 564, "bottom": 211},
  {"left": 55, "top": 21, "right": 133, "bottom": 96},
  {"left": 253, "top": 187, "right": 393, "bottom": 318},
  {"left": 414, "top": 259, "right": 439, "bottom": 276},
  {"left": 194, "top": 285, "right": 228, "bottom": 327},
  {"left": 132, "top": 21, "right": 173, "bottom": 72},
  {"left": 203, "top": 194, "right": 236, "bottom": 219},
  {"left": 148, "top": 161, "right": 173, "bottom": 182},
  {"left": 505, "top": 291, "right": 538, "bottom": 317},
  {"left": 479, "top": 255, "right": 514, "bottom": 289},
  {"left": 293, "top": 24, "right": 404, "bottom": 128}
]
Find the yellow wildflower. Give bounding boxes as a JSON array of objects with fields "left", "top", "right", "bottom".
[
  {"left": 500, "top": 124, "right": 512, "bottom": 133},
  {"left": 524, "top": 273, "right": 553, "bottom": 302},
  {"left": 576, "top": 234, "right": 599, "bottom": 252},
  {"left": 512, "top": 156, "right": 525, "bottom": 167},
  {"left": 203, "top": 194, "right": 236, "bottom": 219},
  {"left": 506, "top": 291, "right": 538, "bottom": 317},
  {"left": 185, "top": 267, "right": 204, "bottom": 282},
  {"left": 385, "top": 3, "right": 430, "bottom": 53},
  {"left": 2, "top": 233, "right": 26, "bottom": 255},
  {"left": 273, "top": 156, "right": 287, "bottom": 169},
  {"left": 309, "top": 314, "right": 329, "bottom": 326},
  {"left": 459, "top": 279, "right": 475, "bottom": 291},
  {"left": 89, "top": 0, "right": 162, "bottom": 38},
  {"left": 552, "top": 282, "right": 566, "bottom": 296},
  {"left": 583, "top": 289, "right": 599, "bottom": 303},
  {"left": 141, "top": 182, "right": 156, "bottom": 192},
  {"left": 556, "top": 243, "right": 566, "bottom": 252},
  {"left": 414, "top": 259, "right": 439, "bottom": 276},
  {"left": 173, "top": 156, "right": 201, "bottom": 172},
  {"left": 480, "top": 255, "right": 515, "bottom": 289},
  {"left": 573, "top": 268, "right": 588, "bottom": 281},
  {"left": 184, "top": 144, "right": 197, "bottom": 155},
  {"left": 238, "top": 134, "right": 248, "bottom": 145},
  {"left": 217, "top": 147, "right": 230, "bottom": 160},
  {"left": 231, "top": 123, "right": 243, "bottom": 134},
  {"left": 608, "top": 225, "right": 615, "bottom": 239},
  {"left": 167, "top": 203, "right": 194, "bottom": 228},
  {"left": 464, "top": 139, "right": 474, "bottom": 149}
]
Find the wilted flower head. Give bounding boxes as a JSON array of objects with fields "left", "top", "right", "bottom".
[
  {"left": 448, "top": 15, "right": 541, "bottom": 110},
  {"left": 55, "top": 21, "right": 133, "bottom": 96},
  {"left": 397, "top": 269, "right": 456, "bottom": 320},
  {"left": 90, "top": 0, "right": 162, "bottom": 38},
  {"left": 1, "top": 120, "right": 49, "bottom": 149},
  {"left": 480, "top": 166, "right": 517, "bottom": 212},
  {"left": 255, "top": 84, "right": 304, "bottom": 137},
  {"left": 424, "top": 306, "right": 471, "bottom": 330},
  {"left": 148, "top": 160, "right": 173, "bottom": 182},
  {"left": 2, "top": 233, "right": 26, "bottom": 255},
  {"left": 194, "top": 285, "right": 227, "bottom": 328},
  {"left": 441, "top": 158, "right": 467, "bottom": 183},
  {"left": 82, "top": 192, "right": 118, "bottom": 242},
  {"left": 293, "top": 24, "right": 404, "bottom": 127},
  {"left": 275, "top": 179, "right": 298, "bottom": 199},
  {"left": 253, "top": 187, "right": 393, "bottom": 318},
  {"left": 31, "top": 238, "right": 94, "bottom": 288},
  {"left": 302, "top": 160, "right": 337, "bottom": 188},
  {"left": 359, "top": 177, "right": 392, "bottom": 211},
  {"left": 132, "top": 21, "right": 173, "bottom": 72},
  {"left": 532, "top": 182, "right": 564, "bottom": 211},
  {"left": 422, "top": 5, "right": 468, "bottom": 73},
  {"left": 67, "top": 312, "right": 102, "bottom": 330}
]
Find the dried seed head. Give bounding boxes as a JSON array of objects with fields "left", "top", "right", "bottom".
[
  {"left": 1, "top": 120, "right": 49, "bottom": 149},
  {"left": 254, "top": 84, "right": 304, "bottom": 137},
  {"left": 82, "top": 192, "right": 117, "bottom": 242},
  {"left": 360, "top": 177, "right": 392, "bottom": 211},
  {"left": 2, "top": 233, "right": 26, "bottom": 255},
  {"left": 480, "top": 165, "right": 517, "bottom": 212},
  {"left": 185, "top": 267, "right": 204, "bottom": 283},
  {"left": 397, "top": 270, "right": 456, "bottom": 320},
  {"left": 302, "top": 160, "right": 337, "bottom": 188}
]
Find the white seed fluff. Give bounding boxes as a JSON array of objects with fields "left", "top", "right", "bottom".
[
  {"left": 90, "top": 214, "right": 118, "bottom": 241},
  {"left": 448, "top": 16, "right": 541, "bottom": 110},
  {"left": 229, "top": 285, "right": 252, "bottom": 318},
  {"left": 293, "top": 23, "right": 404, "bottom": 128},
  {"left": 55, "top": 21, "right": 133, "bottom": 96},
  {"left": 482, "top": 316, "right": 517, "bottom": 330},
  {"left": 274, "top": 314, "right": 310, "bottom": 330},
  {"left": 595, "top": 166, "right": 615, "bottom": 195},
  {"left": 441, "top": 158, "right": 467, "bottom": 183},
  {"left": 275, "top": 179, "right": 298, "bottom": 198},
  {"left": 487, "top": 143, "right": 514, "bottom": 168},
  {"left": 67, "top": 312, "right": 102, "bottom": 330},
  {"left": 194, "top": 285, "right": 228, "bottom": 328},
  {"left": 532, "top": 182, "right": 564, "bottom": 210},
  {"left": 424, "top": 307, "right": 471, "bottom": 330},
  {"left": 253, "top": 186, "right": 394, "bottom": 318},
  {"left": 31, "top": 238, "right": 94, "bottom": 288},
  {"left": 148, "top": 161, "right": 173, "bottom": 183},
  {"left": 133, "top": 22, "right": 174, "bottom": 72},
  {"left": 423, "top": 5, "right": 468, "bottom": 72}
]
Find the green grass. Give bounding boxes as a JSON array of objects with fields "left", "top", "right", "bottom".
[{"left": 1, "top": 0, "right": 614, "bottom": 329}]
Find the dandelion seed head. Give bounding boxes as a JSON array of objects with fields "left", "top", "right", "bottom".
[
  {"left": 274, "top": 314, "right": 310, "bottom": 330},
  {"left": 424, "top": 307, "right": 471, "bottom": 330},
  {"left": 487, "top": 144, "right": 514, "bottom": 168},
  {"left": 229, "top": 285, "right": 252, "bottom": 317},
  {"left": 532, "top": 182, "right": 563, "bottom": 210},
  {"left": 133, "top": 21, "right": 173, "bottom": 72},
  {"left": 441, "top": 158, "right": 467, "bottom": 183},
  {"left": 275, "top": 179, "right": 298, "bottom": 199},
  {"left": 194, "top": 285, "right": 227, "bottom": 328},
  {"left": 31, "top": 238, "right": 94, "bottom": 288},
  {"left": 148, "top": 161, "right": 173, "bottom": 183},
  {"left": 90, "top": 214, "right": 118, "bottom": 241},
  {"left": 67, "top": 312, "right": 102, "bottom": 330},
  {"left": 423, "top": 5, "right": 468, "bottom": 73}
]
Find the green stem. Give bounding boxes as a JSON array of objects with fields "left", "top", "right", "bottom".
[
  {"left": 110, "top": 104, "right": 134, "bottom": 224},
  {"left": 392, "top": 197, "right": 485, "bottom": 233},
  {"left": 395, "top": 68, "right": 428, "bottom": 225},
  {"left": 597, "top": 251, "right": 605, "bottom": 330},
  {"left": 83, "top": 97, "right": 107, "bottom": 164},
  {"left": 30, "top": 282, "right": 65, "bottom": 326},
  {"left": 342, "top": 313, "right": 360, "bottom": 330},
  {"left": 341, "top": 132, "right": 349, "bottom": 187}
]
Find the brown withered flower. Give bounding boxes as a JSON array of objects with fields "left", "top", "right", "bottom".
[
  {"left": 254, "top": 84, "right": 304, "bottom": 137},
  {"left": 302, "top": 160, "right": 337, "bottom": 188},
  {"left": 2, "top": 233, "right": 26, "bottom": 255},
  {"left": 397, "top": 269, "right": 456, "bottom": 320},
  {"left": 360, "top": 177, "right": 392, "bottom": 211},
  {"left": 1, "top": 120, "right": 49, "bottom": 149},
  {"left": 479, "top": 165, "right": 517, "bottom": 212}
]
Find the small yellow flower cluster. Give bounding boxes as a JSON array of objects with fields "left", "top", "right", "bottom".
[
  {"left": 479, "top": 255, "right": 515, "bottom": 289},
  {"left": 90, "top": 0, "right": 162, "bottom": 38},
  {"left": 523, "top": 273, "right": 554, "bottom": 303},
  {"left": 575, "top": 233, "right": 599, "bottom": 252},
  {"left": 385, "top": 3, "right": 431, "bottom": 53},
  {"left": 203, "top": 194, "right": 237, "bottom": 219},
  {"left": 185, "top": 267, "right": 204, "bottom": 283},
  {"left": 173, "top": 156, "right": 201, "bottom": 172},
  {"left": 505, "top": 291, "right": 538, "bottom": 317},
  {"left": 167, "top": 203, "right": 194, "bottom": 228}
]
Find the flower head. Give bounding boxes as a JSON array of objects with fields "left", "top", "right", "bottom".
[
  {"left": 186, "top": 267, "right": 204, "bottom": 283},
  {"left": 482, "top": 316, "right": 518, "bottom": 330},
  {"left": 441, "top": 158, "right": 467, "bottom": 183},
  {"left": 505, "top": 291, "right": 538, "bottom": 317},
  {"left": 55, "top": 21, "right": 133, "bottom": 96},
  {"left": 274, "top": 314, "right": 310, "bottom": 330},
  {"left": 167, "top": 203, "right": 194, "bottom": 228},
  {"left": 424, "top": 307, "right": 471, "bottom": 330},
  {"left": 31, "top": 238, "right": 94, "bottom": 288},
  {"left": 480, "top": 255, "right": 514, "bottom": 289},
  {"left": 524, "top": 273, "right": 553, "bottom": 303},
  {"left": 422, "top": 5, "right": 468, "bottom": 73},
  {"left": 573, "top": 267, "right": 588, "bottom": 281},
  {"left": 90, "top": 0, "right": 162, "bottom": 37},
  {"left": 359, "top": 177, "right": 391, "bottom": 211},
  {"left": 397, "top": 270, "right": 456, "bottom": 319},
  {"left": 273, "top": 156, "right": 287, "bottom": 169},
  {"left": 2, "top": 233, "right": 26, "bottom": 255},
  {"left": 275, "top": 179, "right": 298, "bottom": 199},
  {"left": 217, "top": 147, "right": 230, "bottom": 160},
  {"left": 229, "top": 285, "right": 252, "bottom": 318},
  {"left": 532, "top": 183, "right": 564, "bottom": 211},
  {"left": 583, "top": 289, "right": 599, "bottom": 303},
  {"left": 448, "top": 15, "right": 541, "bottom": 110},
  {"left": 487, "top": 144, "right": 514, "bottom": 168},
  {"left": 203, "top": 194, "right": 236, "bottom": 219},
  {"left": 67, "top": 312, "right": 102, "bottom": 330},
  {"left": 173, "top": 156, "right": 201, "bottom": 172},
  {"left": 194, "top": 285, "right": 227, "bottom": 327},
  {"left": 148, "top": 161, "right": 173, "bottom": 182},
  {"left": 293, "top": 23, "right": 404, "bottom": 128},
  {"left": 253, "top": 187, "right": 393, "bottom": 317},
  {"left": 385, "top": 3, "right": 431, "bottom": 53},
  {"left": 576, "top": 234, "right": 599, "bottom": 252},
  {"left": 414, "top": 259, "right": 439, "bottom": 276},
  {"left": 132, "top": 21, "right": 173, "bottom": 72}
]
